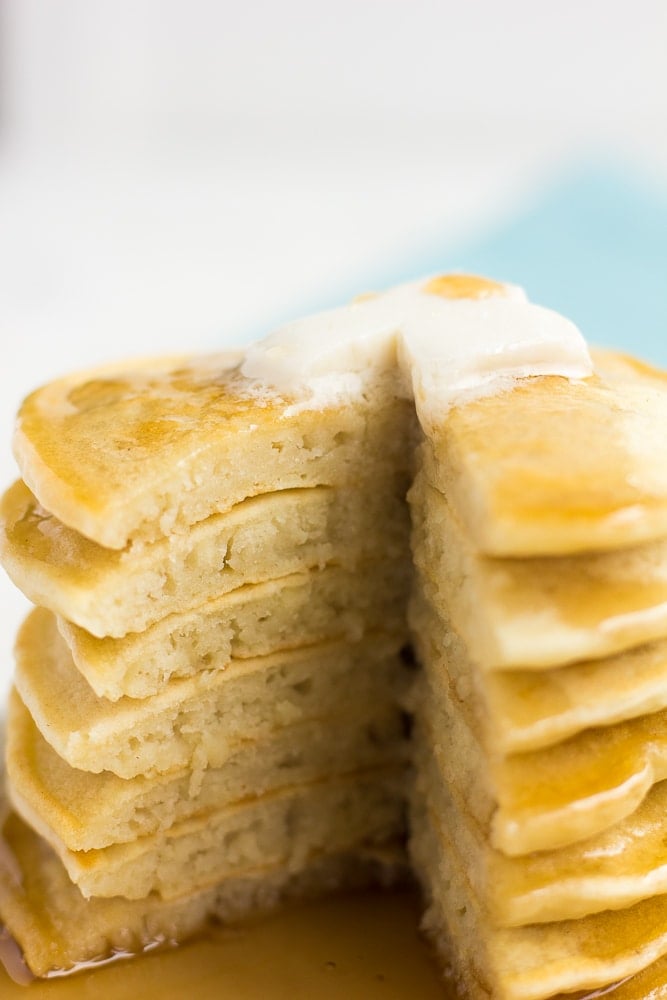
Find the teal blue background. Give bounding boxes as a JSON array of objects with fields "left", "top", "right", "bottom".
[
  {"left": 283, "top": 164, "right": 667, "bottom": 368},
  {"left": 410, "top": 164, "right": 667, "bottom": 367}
]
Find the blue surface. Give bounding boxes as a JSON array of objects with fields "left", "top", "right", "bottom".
[
  {"left": 249, "top": 163, "right": 667, "bottom": 367},
  {"left": 392, "top": 163, "right": 667, "bottom": 367}
]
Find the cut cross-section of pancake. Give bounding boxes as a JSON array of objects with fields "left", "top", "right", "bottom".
[
  {"left": 16, "top": 347, "right": 667, "bottom": 557},
  {"left": 412, "top": 643, "right": 667, "bottom": 855},
  {"left": 415, "top": 729, "right": 667, "bottom": 926},
  {"left": 410, "top": 786, "right": 667, "bottom": 1000},
  {"left": 13, "top": 352, "right": 414, "bottom": 548},
  {"left": 14, "top": 609, "right": 409, "bottom": 779},
  {"left": 6, "top": 690, "right": 408, "bottom": 853},
  {"left": 56, "top": 563, "right": 408, "bottom": 700},
  {"left": 411, "top": 589, "right": 667, "bottom": 753},
  {"left": 0, "top": 807, "right": 406, "bottom": 981},
  {"left": 38, "top": 767, "right": 406, "bottom": 900},
  {"left": 0, "top": 481, "right": 409, "bottom": 637}
]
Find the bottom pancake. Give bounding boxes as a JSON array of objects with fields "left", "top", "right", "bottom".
[
  {"left": 35, "top": 766, "right": 407, "bottom": 901},
  {"left": 0, "top": 806, "right": 407, "bottom": 981},
  {"left": 410, "top": 768, "right": 667, "bottom": 1000}
]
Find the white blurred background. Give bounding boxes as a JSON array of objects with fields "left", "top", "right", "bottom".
[{"left": 1, "top": 0, "right": 667, "bottom": 694}]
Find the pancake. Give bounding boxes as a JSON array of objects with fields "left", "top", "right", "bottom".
[
  {"left": 411, "top": 473, "right": 667, "bottom": 670},
  {"left": 413, "top": 652, "right": 667, "bottom": 855},
  {"left": 425, "top": 349, "right": 667, "bottom": 557},
  {"left": 16, "top": 346, "right": 667, "bottom": 558},
  {"left": 0, "top": 480, "right": 409, "bottom": 637},
  {"left": 56, "top": 562, "right": 408, "bottom": 700},
  {"left": 0, "top": 807, "right": 405, "bottom": 981},
  {"left": 6, "top": 691, "right": 407, "bottom": 852},
  {"left": 42, "top": 767, "right": 406, "bottom": 900},
  {"left": 13, "top": 353, "right": 413, "bottom": 548},
  {"left": 4, "top": 275, "right": 667, "bottom": 998},
  {"left": 416, "top": 731, "right": 667, "bottom": 926},
  {"left": 411, "top": 589, "right": 667, "bottom": 753},
  {"left": 410, "top": 791, "right": 667, "bottom": 1000},
  {"left": 14, "top": 609, "right": 408, "bottom": 779}
]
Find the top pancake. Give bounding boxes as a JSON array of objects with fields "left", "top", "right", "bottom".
[
  {"left": 427, "top": 349, "right": 667, "bottom": 556},
  {"left": 14, "top": 353, "right": 412, "bottom": 549},
  {"left": 13, "top": 346, "right": 667, "bottom": 555}
]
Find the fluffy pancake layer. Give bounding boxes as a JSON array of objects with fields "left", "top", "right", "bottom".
[
  {"left": 406, "top": 388, "right": 667, "bottom": 1000},
  {"left": 57, "top": 563, "right": 408, "bottom": 700},
  {"left": 14, "top": 354, "right": 414, "bottom": 548},
  {"left": 7, "top": 691, "right": 408, "bottom": 852},
  {"left": 14, "top": 609, "right": 408, "bottom": 778},
  {"left": 0, "top": 481, "right": 409, "bottom": 637},
  {"left": 427, "top": 350, "right": 667, "bottom": 557},
  {"left": 415, "top": 727, "right": 667, "bottom": 927},
  {"left": 15, "top": 348, "right": 667, "bottom": 556},
  {"left": 0, "top": 351, "right": 419, "bottom": 983},
  {"left": 411, "top": 588, "right": 667, "bottom": 753},
  {"left": 410, "top": 785, "right": 667, "bottom": 1000},
  {"left": 43, "top": 768, "right": 405, "bottom": 900}
]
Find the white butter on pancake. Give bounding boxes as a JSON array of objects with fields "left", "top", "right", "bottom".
[{"left": 241, "top": 274, "right": 593, "bottom": 428}]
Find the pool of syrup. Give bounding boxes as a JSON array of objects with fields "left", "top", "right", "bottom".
[{"left": 0, "top": 889, "right": 448, "bottom": 999}]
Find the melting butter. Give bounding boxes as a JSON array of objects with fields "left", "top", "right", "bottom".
[{"left": 241, "top": 275, "right": 593, "bottom": 429}]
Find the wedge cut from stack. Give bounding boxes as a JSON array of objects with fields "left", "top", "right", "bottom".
[{"left": 0, "top": 351, "right": 414, "bottom": 978}]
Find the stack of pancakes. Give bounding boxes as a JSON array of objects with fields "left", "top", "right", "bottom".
[
  {"left": 0, "top": 353, "right": 414, "bottom": 977},
  {"left": 4, "top": 279, "right": 667, "bottom": 998},
  {"left": 408, "top": 350, "right": 667, "bottom": 999}
]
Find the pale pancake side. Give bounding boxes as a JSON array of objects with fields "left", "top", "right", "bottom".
[
  {"left": 42, "top": 768, "right": 406, "bottom": 901},
  {"left": 412, "top": 664, "right": 667, "bottom": 856},
  {"left": 428, "top": 348, "right": 667, "bottom": 556},
  {"left": 16, "top": 346, "right": 667, "bottom": 557},
  {"left": 0, "top": 808, "right": 406, "bottom": 980},
  {"left": 411, "top": 790, "right": 667, "bottom": 1000},
  {"left": 417, "top": 730, "right": 667, "bottom": 926},
  {"left": 411, "top": 474, "right": 667, "bottom": 669},
  {"left": 411, "top": 588, "right": 667, "bottom": 753}
]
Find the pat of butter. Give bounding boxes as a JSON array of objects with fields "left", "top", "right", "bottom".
[{"left": 240, "top": 275, "right": 594, "bottom": 425}]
